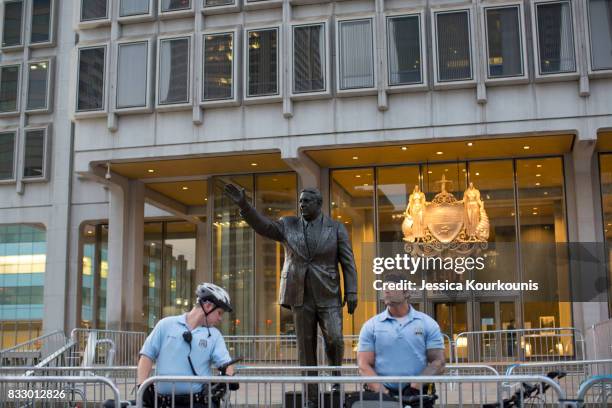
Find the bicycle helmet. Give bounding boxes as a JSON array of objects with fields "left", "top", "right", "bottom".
[{"left": 196, "top": 283, "right": 233, "bottom": 313}]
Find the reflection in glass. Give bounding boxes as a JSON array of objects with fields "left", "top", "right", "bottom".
[
  {"left": 80, "top": 224, "right": 107, "bottom": 329},
  {"left": 0, "top": 65, "right": 20, "bottom": 113},
  {"left": 377, "top": 165, "right": 420, "bottom": 243},
  {"left": 144, "top": 223, "right": 163, "bottom": 331},
  {"left": 331, "top": 169, "right": 376, "bottom": 336},
  {"left": 159, "top": 38, "right": 189, "bottom": 105},
  {"left": 293, "top": 24, "right": 325, "bottom": 93},
  {"left": 2, "top": 1, "right": 23, "bottom": 47},
  {"left": 0, "top": 132, "right": 16, "bottom": 180},
  {"left": 248, "top": 29, "right": 278, "bottom": 97},
  {"left": 213, "top": 176, "right": 254, "bottom": 335},
  {"left": 161, "top": 0, "right": 190, "bottom": 12},
  {"left": 517, "top": 157, "right": 572, "bottom": 353},
  {"left": 78, "top": 47, "right": 105, "bottom": 111},
  {"left": 485, "top": 6, "right": 523, "bottom": 78},
  {"left": 255, "top": 173, "right": 297, "bottom": 335},
  {"left": 27, "top": 61, "right": 49, "bottom": 111},
  {"left": 387, "top": 15, "right": 422, "bottom": 85},
  {"left": 31, "top": 0, "right": 51, "bottom": 44},
  {"left": 23, "top": 130, "right": 45, "bottom": 178},
  {"left": 203, "top": 33, "right": 233, "bottom": 101},
  {"left": 599, "top": 154, "right": 612, "bottom": 317},
  {"left": 163, "top": 222, "right": 196, "bottom": 317},
  {"left": 0, "top": 224, "right": 46, "bottom": 349}
]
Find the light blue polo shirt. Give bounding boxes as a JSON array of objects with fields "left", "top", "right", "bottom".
[
  {"left": 140, "top": 314, "right": 232, "bottom": 394},
  {"left": 358, "top": 306, "right": 444, "bottom": 390}
]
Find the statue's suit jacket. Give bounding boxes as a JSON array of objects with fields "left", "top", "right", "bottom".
[{"left": 240, "top": 205, "right": 358, "bottom": 309}]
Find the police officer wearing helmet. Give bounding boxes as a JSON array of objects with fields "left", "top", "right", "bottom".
[{"left": 137, "top": 283, "right": 235, "bottom": 407}]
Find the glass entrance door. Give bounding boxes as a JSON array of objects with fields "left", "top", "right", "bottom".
[
  {"left": 434, "top": 302, "right": 467, "bottom": 361},
  {"left": 477, "top": 301, "right": 518, "bottom": 360}
]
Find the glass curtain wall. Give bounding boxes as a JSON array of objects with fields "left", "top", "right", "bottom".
[
  {"left": 212, "top": 173, "right": 297, "bottom": 335},
  {"left": 331, "top": 156, "right": 570, "bottom": 337},
  {"left": 0, "top": 224, "right": 46, "bottom": 349}
]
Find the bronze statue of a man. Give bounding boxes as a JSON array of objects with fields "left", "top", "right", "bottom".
[{"left": 225, "top": 184, "right": 358, "bottom": 405}]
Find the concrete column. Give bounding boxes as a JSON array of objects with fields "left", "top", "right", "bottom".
[
  {"left": 281, "top": 147, "right": 321, "bottom": 192},
  {"left": 565, "top": 140, "right": 609, "bottom": 339},
  {"left": 106, "top": 180, "right": 145, "bottom": 331}
]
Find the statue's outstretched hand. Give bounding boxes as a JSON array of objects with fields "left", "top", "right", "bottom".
[
  {"left": 344, "top": 293, "right": 358, "bottom": 315},
  {"left": 224, "top": 184, "right": 247, "bottom": 208}
]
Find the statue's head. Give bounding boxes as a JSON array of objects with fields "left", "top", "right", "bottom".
[
  {"left": 413, "top": 185, "right": 420, "bottom": 192},
  {"left": 299, "top": 188, "right": 323, "bottom": 221}
]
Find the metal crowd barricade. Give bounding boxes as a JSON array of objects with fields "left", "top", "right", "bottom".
[
  {"left": 0, "top": 366, "right": 139, "bottom": 400},
  {"left": 586, "top": 319, "right": 612, "bottom": 359},
  {"left": 137, "top": 374, "right": 567, "bottom": 407},
  {"left": 0, "top": 330, "right": 68, "bottom": 367},
  {"left": 236, "top": 363, "right": 499, "bottom": 377},
  {"left": 573, "top": 375, "right": 612, "bottom": 407},
  {"left": 454, "top": 327, "right": 585, "bottom": 365},
  {"left": 70, "top": 328, "right": 146, "bottom": 366},
  {"left": 505, "top": 359, "right": 612, "bottom": 401},
  {"left": 0, "top": 375, "right": 121, "bottom": 407}
]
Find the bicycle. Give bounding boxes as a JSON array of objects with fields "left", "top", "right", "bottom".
[{"left": 482, "top": 371, "right": 567, "bottom": 408}]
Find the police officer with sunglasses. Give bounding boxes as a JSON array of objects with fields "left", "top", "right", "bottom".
[{"left": 137, "top": 283, "right": 235, "bottom": 407}]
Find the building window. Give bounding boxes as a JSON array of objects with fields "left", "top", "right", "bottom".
[
  {"left": 26, "top": 61, "right": 51, "bottom": 111},
  {"left": 205, "top": 0, "right": 233, "bottom": 6},
  {"left": 435, "top": 10, "right": 472, "bottom": 82},
  {"left": 158, "top": 37, "right": 190, "bottom": 105},
  {"left": 387, "top": 15, "right": 422, "bottom": 86},
  {"left": 81, "top": 0, "right": 108, "bottom": 21},
  {"left": 338, "top": 19, "right": 374, "bottom": 90},
  {"left": 203, "top": 32, "right": 234, "bottom": 101},
  {"left": 161, "top": 0, "right": 190, "bottom": 13},
  {"left": 535, "top": 1, "right": 576, "bottom": 74},
  {"left": 0, "top": 65, "right": 20, "bottom": 114},
  {"left": 30, "top": 0, "right": 52, "bottom": 44},
  {"left": 247, "top": 28, "right": 279, "bottom": 97},
  {"left": 2, "top": 0, "right": 23, "bottom": 48},
  {"left": 485, "top": 6, "right": 524, "bottom": 78},
  {"left": 0, "top": 132, "right": 16, "bottom": 181},
  {"left": 120, "top": 0, "right": 150, "bottom": 17},
  {"left": 587, "top": 0, "right": 612, "bottom": 70},
  {"left": 77, "top": 46, "right": 106, "bottom": 112},
  {"left": 23, "top": 129, "right": 46, "bottom": 179},
  {"left": 293, "top": 24, "right": 325, "bottom": 94},
  {"left": 117, "top": 42, "right": 148, "bottom": 109},
  {"left": 80, "top": 224, "right": 107, "bottom": 329},
  {"left": 0, "top": 224, "right": 46, "bottom": 349}
]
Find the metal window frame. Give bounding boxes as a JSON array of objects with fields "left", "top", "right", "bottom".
[
  {"left": 480, "top": 1, "right": 530, "bottom": 84},
  {"left": 431, "top": 6, "right": 477, "bottom": 89},
  {"left": 159, "top": 0, "right": 195, "bottom": 19},
  {"left": 25, "top": 57, "right": 54, "bottom": 114},
  {"left": 335, "top": 15, "right": 378, "bottom": 96},
  {"left": 583, "top": 0, "right": 612, "bottom": 77},
  {"left": 21, "top": 124, "right": 50, "bottom": 182},
  {"left": 201, "top": 28, "right": 241, "bottom": 107},
  {"left": 78, "top": 0, "right": 111, "bottom": 28},
  {"left": 156, "top": 34, "right": 193, "bottom": 110},
  {"left": 115, "top": 38, "right": 154, "bottom": 113},
  {"left": 28, "top": 0, "right": 57, "bottom": 48},
  {"left": 531, "top": 0, "right": 580, "bottom": 81},
  {"left": 202, "top": 0, "right": 239, "bottom": 15},
  {"left": 289, "top": 19, "right": 332, "bottom": 100},
  {"left": 384, "top": 10, "right": 428, "bottom": 92},
  {"left": 0, "top": 129, "right": 19, "bottom": 184},
  {"left": 0, "top": 62, "right": 22, "bottom": 117},
  {"left": 74, "top": 43, "right": 109, "bottom": 118},
  {"left": 243, "top": 25, "right": 283, "bottom": 103},
  {"left": 118, "top": 0, "right": 155, "bottom": 23},
  {"left": 1, "top": 0, "right": 25, "bottom": 51}
]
